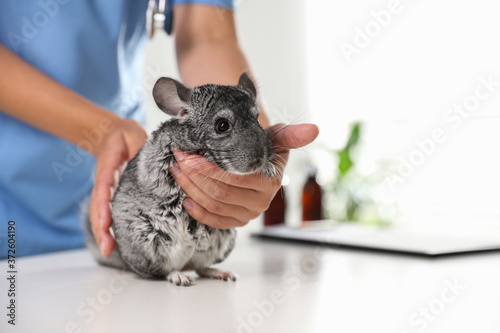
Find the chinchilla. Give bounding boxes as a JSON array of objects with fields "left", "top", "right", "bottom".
[{"left": 84, "top": 73, "right": 276, "bottom": 286}]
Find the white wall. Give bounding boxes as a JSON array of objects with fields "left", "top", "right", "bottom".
[{"left": 306, "top": 0, "right": 500, "bottom": 231}]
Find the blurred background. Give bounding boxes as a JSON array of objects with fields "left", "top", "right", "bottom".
[{"left": 143, "top": 0, "right": 500, "bottom": 235}]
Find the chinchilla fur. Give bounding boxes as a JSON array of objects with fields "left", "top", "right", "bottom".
[{"left": 84, "top": 73, "right": 275, "bottom": 286}]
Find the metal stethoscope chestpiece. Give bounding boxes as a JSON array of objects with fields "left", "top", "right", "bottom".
[{"left": 146, "top": 0, "right": 167, "bottom": 38}]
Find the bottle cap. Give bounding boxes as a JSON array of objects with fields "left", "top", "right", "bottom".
[{"left": 305, "top": 165, "right": 317, "bottom": 177}]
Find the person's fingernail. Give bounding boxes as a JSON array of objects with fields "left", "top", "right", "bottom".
[
  {"left": 183, "top": 199, "right": 193, "bottom": 211},
  {"left": 118, "top": 162, "right": 127, "bottom": 176},
  {"left": 173, "top": 149, "right": 188, "bottom": 162},
  {"left": 170, "top": 165, "right": 182, "bottom": 177}
]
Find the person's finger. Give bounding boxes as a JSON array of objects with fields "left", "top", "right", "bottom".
[
  {"left": 92, "top": 145, "right": 127, "bottom": 256},
  {"left": 173, "top": 149, "right": 282, "bottom": 192},
  {"left": 95, "top": 177, "right": 115, "bottom": 256},
  {"left": 270, "top": 123, "right": 320, "bottom": 149},
  {"left": 91, "top": 184, "right": 114, "bottom": 256},
  {"left": 89, "top": 189, "right": 101, "bottom": 245},
  {"left": 169, "top": 165, "right": 259, "bottom": 222},
  {"left": 182, "top": 197, "right": 250, "bottom": 229},
  {"left": 172, "top": 151, "right": 275, "bottom": 209}
]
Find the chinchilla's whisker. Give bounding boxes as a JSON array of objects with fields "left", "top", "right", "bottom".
[
  {"left": 182, "top": 162, "right": 229, "bottom": 186},
  {"left": 271, "top": 152, "right": 287, "bottom": 162},
  {"left": 267, "top": 124, "right": 290, "bottom": 140},
  {"left": 267, "top": 112, "right": 308, "bottom": 139},
  {"left": 182, "top": 160, "right": 214, "bottom": 173},
  {"left": 121, "top": 165, "right": 138, "bottom": 176},
  {"left": 213, "top": 170, "right": 231, "bottom": 185},
  {"left": 270, "top": 156, "right": 287, "bottom": 174},
  {"left": 282, "top": 113, "right": 309, "bottom": 128},
  {"left": 197, "top": 166, "right": 224, "bottom": 183},
  {"left": 271, "top": 145, "right": 291, "bottom": 152},
  {"left": 271, "top": 127, "right": 303, "bottom": 147}
]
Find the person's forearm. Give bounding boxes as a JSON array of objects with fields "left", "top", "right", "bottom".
[
  {"left": 177, "top": 40, "right": 271, "bottom": 127},
  {"left": 173, "top": 5, "right": 271, "bottom": 127},
  {"left": 177, "top": 38, "right": 248, "bottom": 86},
  {"left": 0, "top": 44, "right": 122, "bottom": 155}
]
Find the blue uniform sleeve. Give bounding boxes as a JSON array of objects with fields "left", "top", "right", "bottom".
[{"left": 164, "top": 0, "right": 234, "bottom": 34}]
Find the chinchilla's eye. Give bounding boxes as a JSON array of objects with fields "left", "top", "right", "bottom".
[{"left": 215, "top": 118, "right": 231, "bottom": 133}]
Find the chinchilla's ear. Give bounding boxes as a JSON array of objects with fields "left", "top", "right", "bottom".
[
  {"left": 238, "top": 72, "right": 257, "bottom": 99},
  {"left": 153, "top": 77, "right": 192, "bottom": 117}
]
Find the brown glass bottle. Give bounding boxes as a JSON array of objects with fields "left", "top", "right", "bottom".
[
  {"left": 264, "top": 187, "right": 286, "bottom": 226},
  {"left": 302, "top": 168, "right": 323, "bottom": 221}
]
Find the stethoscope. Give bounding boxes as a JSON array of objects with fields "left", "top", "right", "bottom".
[{"left": 146, "top": 0, "right": 168, "bottom": 38}]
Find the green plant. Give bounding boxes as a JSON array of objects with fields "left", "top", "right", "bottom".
[{"left": 326, "top": 122, "right": 393, "bottom": 227}]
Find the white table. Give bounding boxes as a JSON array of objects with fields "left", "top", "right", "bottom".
[{"left": 2, "top": 235, "right": 499, "bottom": 333}]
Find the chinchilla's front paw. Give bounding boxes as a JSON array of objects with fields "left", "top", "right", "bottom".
[{"left": 167, "top": 271, "right": 193, "bottom": 286}]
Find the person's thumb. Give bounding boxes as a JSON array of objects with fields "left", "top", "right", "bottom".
[{"left": 269, "top": 123, "right": 319, "bottom": 149}]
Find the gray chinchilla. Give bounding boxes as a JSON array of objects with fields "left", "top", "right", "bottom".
[{"left": 84, "top": 73, "right": 276, "bottom": 286}]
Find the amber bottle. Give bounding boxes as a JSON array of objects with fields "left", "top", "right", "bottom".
[
  {"left": 302, "top": 168, "right": 323, "bottom": 221},
  {"left": 264, "top": 187, "right": 286, "bottom": 226}
]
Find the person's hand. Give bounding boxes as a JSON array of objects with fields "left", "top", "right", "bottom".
[
  {"left": 89, "top": 119, "right": 148, "bottom": 256},
  {"left": 169, "top": 123, "right": 319, "bottom": 229}
]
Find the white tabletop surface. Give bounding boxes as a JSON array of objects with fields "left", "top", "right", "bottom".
[{"left": 2, "top": 235, "right": 500, "bottom": 333}]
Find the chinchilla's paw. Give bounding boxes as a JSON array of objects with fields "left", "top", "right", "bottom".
[
  {"left": 195, "top": 268, "right": 238, "bottom": 282},
  {"left": 167, "top": 271, "right": 193, "bottom": 287}
]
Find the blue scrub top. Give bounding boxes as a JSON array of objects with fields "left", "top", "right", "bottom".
[{"left": 0, "top": 0, "right": 233, "bottom": 258}]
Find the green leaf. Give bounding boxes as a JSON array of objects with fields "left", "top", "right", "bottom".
[
  {"left": 336, "top": 122, "right": 362, "bottom": 178},
  {"left": 337, "top": 149, "right": 353, "bottom": 177},
  {"left": 345, "top": 122, "right": 361, "bottom": 152}
]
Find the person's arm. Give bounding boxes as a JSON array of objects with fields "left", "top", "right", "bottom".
[
  {"left": 0, "top": 44, "right": 147, "bottom": 255},
  {"left": 173, "top": 5, "right": 270, "bottom": 127},
  {"left": 169, "top": 5, "right": 319, "bottom": 229},
  {"left": 0, "top": 44, "right": 123, "bottom": 152}
]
